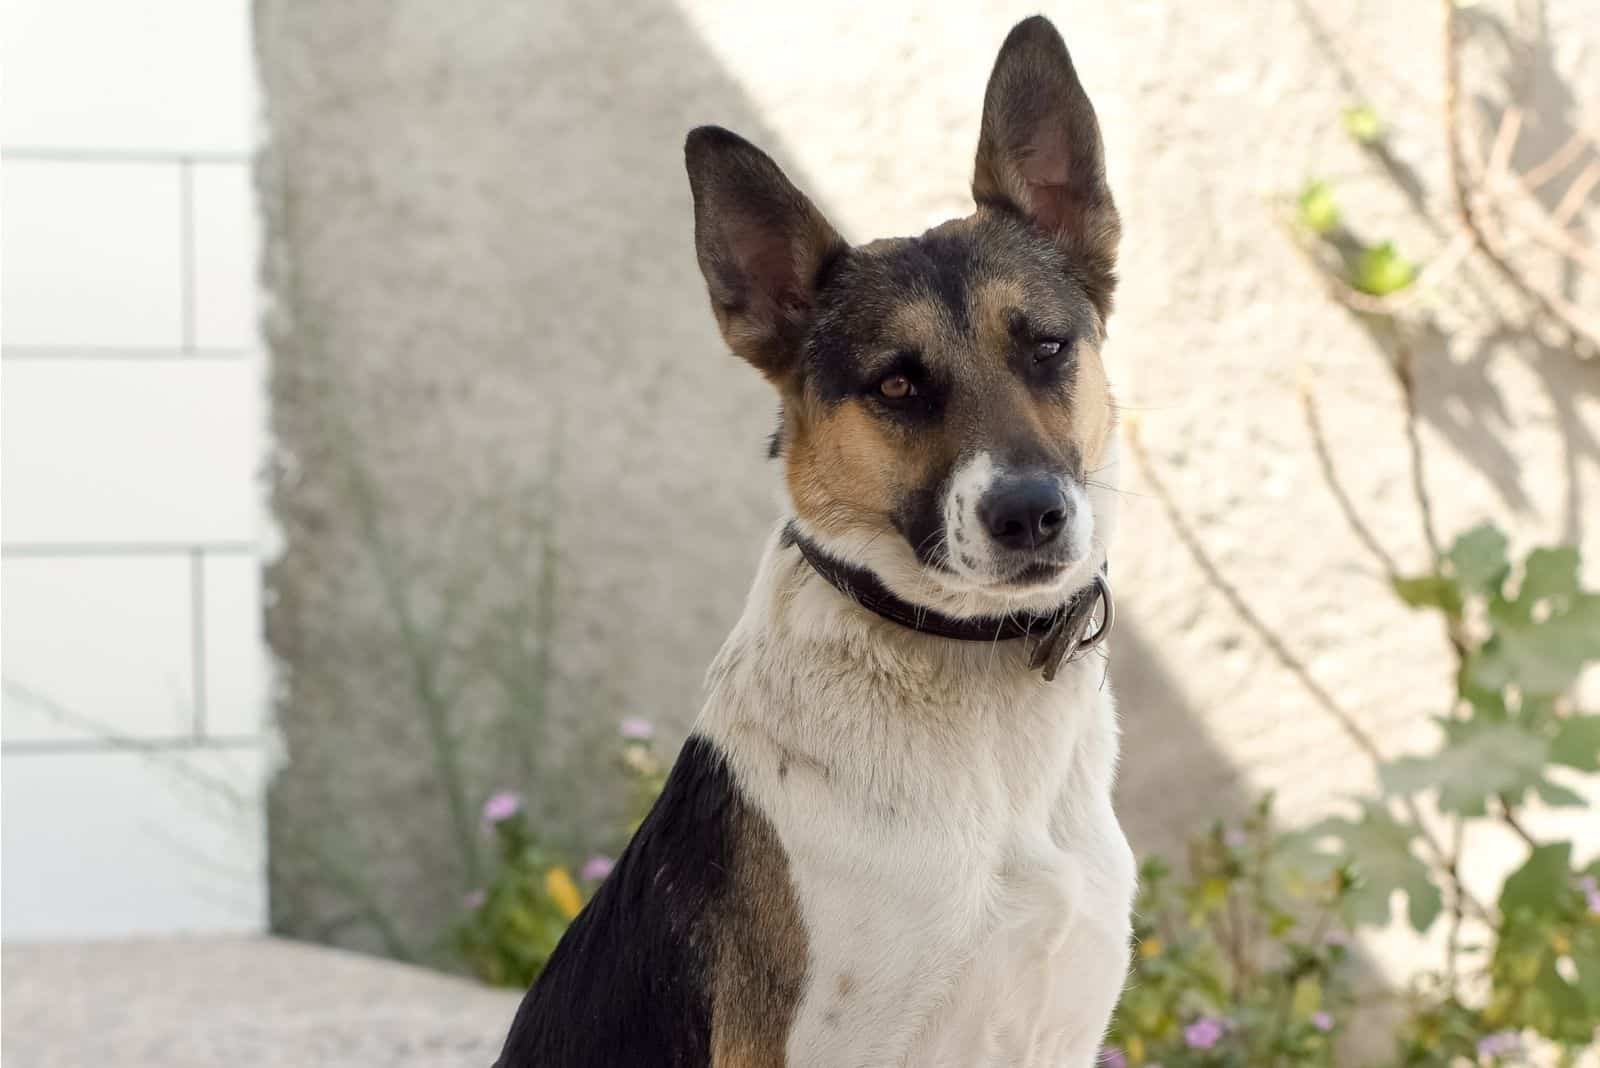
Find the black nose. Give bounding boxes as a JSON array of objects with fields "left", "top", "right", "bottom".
[{"left": 978, "top": 476, "right": 1070, "bottom": 551}]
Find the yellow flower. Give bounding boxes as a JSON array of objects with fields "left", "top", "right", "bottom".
[
  {"left": 1138, "top": 937, "right": 1163, "bottom": 959},
  {"left": 545, "top": 866, "right": 584, "bottom": 920},
  {"left": 1126, "top": 1035, "right": 1145, "bottom": 1064}
]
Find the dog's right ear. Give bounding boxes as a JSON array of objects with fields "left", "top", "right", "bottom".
[
  {"left": 685, "top": 126, "right": 845, "bottom": 384},
  {"left": 973, "top": 16, "right": 1119, "bottom": 320}
]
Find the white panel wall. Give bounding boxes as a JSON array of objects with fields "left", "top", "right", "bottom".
[{"left": 1, "top": 0, "right": 268, "bottom": 939}]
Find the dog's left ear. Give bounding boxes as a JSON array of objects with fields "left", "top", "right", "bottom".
[
  {"left": 686, "top": 126, "right": 846, "bottom": 385},
  {"left": 973, "top": 16, "right": 1120, "bottom": 319}
]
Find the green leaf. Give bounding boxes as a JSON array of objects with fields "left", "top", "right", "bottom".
[
  {"left": 1534, "top": 779, "right": 1587, "bottom": 807},
  {"left": 1342, "top": 104, "right": 1384, "bottom": 145},
  {"left": 1392, "top": 573, "right": 1464, "bottom": 616},
  {"left": 1304, "top": 803, "right": 1442, "bottom": 932},
  {"left": 1298, "top": 180, "right": 1341, "bottom": 236},
  {"left": 1500, "top": 841, "right": 1571, "bottom": 918},
  {"left": 1549, "top": 715, "right": 1600, "bottom": 771},
  {"left": 1353, "top": 241, "right": 1417, "bottom": 296},
  {"left": 1520, "top": 546, "right": 1580, "bottom": 605},
  {"left": 1378, "top": 719, "right": 1547, "bottom": 816},
  {"left": 1446, "top": 524, "right": 1510, "bottom": 594},
  {"left": 1469, "top": 594, "right": 1600, "bottom": 697}
]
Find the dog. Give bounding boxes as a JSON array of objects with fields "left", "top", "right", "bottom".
[{"left": 496, "top": 15, "right": 1135, "bottom": 1066}]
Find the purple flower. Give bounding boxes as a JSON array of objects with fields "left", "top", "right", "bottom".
[
  {"left": 1311, "top": 1011, "right": 1334, "bottom": 1032},
  {"left": 1477, "top": 1031, "right": 1521, "bottom": 1060},
  {"left": 463, "top": 888, "right": 487, "bottom": 910},
  {"left": 1579, "top": 874, "right": 1600, "bottom": 916},
  {"left": 1184, "top": 1016, "right": 1226, "bottom": 1050},
  {"left": 1323, "top": 929, "right": 1351, "bottom": 948},
  {"left": 1097, "top": 1048, "right": 1127, "bottom": 1068},
  {"left": 581, "top": 854, "right": 615, "bottom": 881},
  {"left": 619, "top": 717, "right": 655, "bottom": 741},
  {"left": 1223, "top": 827, "right": 1247, "bottom": 848},
  {"left": 481, "top": 790, "right": 523, "bottom": 828}
]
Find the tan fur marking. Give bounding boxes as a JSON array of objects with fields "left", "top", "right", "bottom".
[
  {"left": 1070, "top": 344, "right": 1114, "bottom": 470},
  {"left": 968, "top": 276, "right": 1115, "bottom": 472},
  {"left": 786, "top": 398, "right": 942, "bottom": 538},
  {"left": 711, "top": 804, "right": 808, "bottom": 1066},
  {"left": 887, "top": 296, "right": 958, "bottom": 353},
  {"left": 970, "top": 278, "right": 1028, "bottom": 350}
]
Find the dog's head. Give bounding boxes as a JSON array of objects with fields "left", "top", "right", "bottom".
[{"left": 686, "top": 16, "right": 1120, "bottom": 619}]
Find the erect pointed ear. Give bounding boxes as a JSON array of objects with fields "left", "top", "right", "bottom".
[
  {"left": 685, "top": 126, "right": 846, "bottom": 383},
  {"left": 973, "top": 16, "right": 1120, "bottom": 319}
]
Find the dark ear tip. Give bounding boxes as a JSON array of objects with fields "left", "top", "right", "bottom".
[
  {"left": 1001, "top": 14, "right": 1069, "bottom": 57},
  {"left": 685, "top": 125, "right": 751, "bottom": 166}
]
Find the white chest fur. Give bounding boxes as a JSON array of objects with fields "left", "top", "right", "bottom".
[{"left": 699, "top": 533, "right": 1137, "bottom": 1068}]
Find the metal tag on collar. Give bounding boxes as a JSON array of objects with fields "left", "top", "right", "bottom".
[{"left": 1031, "top": 574, "right": 1115, "bottom": 682}]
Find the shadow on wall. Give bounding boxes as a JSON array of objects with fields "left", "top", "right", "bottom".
[
  {"left": 1291, "top": 0, "right": 1595, "bottom": 547},
  {"left": 1113, "top": 621, "right": 1255, "bottom": 859},
  {"left": 257, "top": 0, "right": 1252, "bottom": 957}
]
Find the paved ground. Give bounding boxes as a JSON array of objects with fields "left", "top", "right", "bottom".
[{"left": 1, "top": 937, "right": 521, "bottom": 1067}]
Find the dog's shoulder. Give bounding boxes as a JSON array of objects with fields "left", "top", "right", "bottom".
[{"left": 494, "top": 733, "right": 805, "bottom": 1067}]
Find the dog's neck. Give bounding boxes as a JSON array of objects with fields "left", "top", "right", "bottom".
[
  {"left": 783, "top": 524, "right": 1112, "bottom": 680},
  {"left": 700, "top": 524, "right": 1116, "bottom": 812}
]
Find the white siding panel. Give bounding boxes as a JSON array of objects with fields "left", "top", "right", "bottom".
[
  {"left": 0, "top": 0, "right": 256, "bottom": 153},
  {"left": 0, "top": 359, "right": 260, "bottom": 544},
  {"left": 1, "top": 556, "right": 196, "bottom": 743},
  {"left": 0, "top": 747, "right": 267, "bottom": 939},
  {"left": 1, "top": 161, "right": 183, "bottom": 348}
]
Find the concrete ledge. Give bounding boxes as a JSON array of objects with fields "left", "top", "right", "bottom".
[{"left": 1, "top": 937, "right": 521, "bottom": 1067}]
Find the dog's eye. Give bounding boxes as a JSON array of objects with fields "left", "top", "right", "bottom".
[
  {"left": 878, "top": 374, "right": 916, "bottom": 400},
  {"left": 1034, "top": 339, "right": 1066, "bottom": 362}
]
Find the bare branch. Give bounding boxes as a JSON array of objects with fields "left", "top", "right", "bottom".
[
  {"left": 1442, "top": 0, "right": 1600, "bottom": 358},
  {"left": 1125, "top": 421, "right": 1492, "bottom": 924},
  {"left": 1550, "top": 161, "right": 1599, "bottom": 230},
  {"left": 1299, "top": 377, "right": 1401, "bottom": 578}
]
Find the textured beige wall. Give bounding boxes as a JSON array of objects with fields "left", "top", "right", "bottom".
[{"left": 257, "top": 0, "right": 1598, "bottom": 955}]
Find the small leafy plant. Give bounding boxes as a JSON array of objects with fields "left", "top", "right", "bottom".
[
  {"left": 1104, "top": 526, "right": 1598, "bottom": 1066},
  {"left": 453, "top": 718, "right": 666, "bottom": 987},
  {"left": 1305, "top": 525, "right": 1600, "bottom": 1064},
  {"left": 1105, "top": 797, "right": 1357, "bottom": 1068}
]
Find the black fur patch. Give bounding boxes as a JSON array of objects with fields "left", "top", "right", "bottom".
[
  {"left": 494, "top": 736, "right": 737, "bottom": 1067},
  {"left": 893, "top": 480, "right": 950, "bottom": 570},
  {"left": 767, "top": 404, "right": 785, "bottom": 459}
]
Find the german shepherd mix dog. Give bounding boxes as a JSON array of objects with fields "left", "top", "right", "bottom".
[{"left": 497, "top": 15, "right": 1134, "bottom": 1067}]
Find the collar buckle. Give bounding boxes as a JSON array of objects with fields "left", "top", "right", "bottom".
[{"left": 1029, "top": 574, "right": 1115, "bottom": 681}]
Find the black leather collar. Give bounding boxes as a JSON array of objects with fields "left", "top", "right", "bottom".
[{"left": 785, "top": 524, "right": 1113, "bottom": 681}]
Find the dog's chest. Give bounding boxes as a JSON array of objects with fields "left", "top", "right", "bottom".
[
  {"left": 710, "top": 651, "right": 1135, "bottom": 1068},
  {"left": 784, "top": 803, "right": 1131, "bottom": 1068}
]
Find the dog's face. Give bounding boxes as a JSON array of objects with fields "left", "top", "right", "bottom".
[{"left": 687, "top": 16, "right": 1120, "bottom": 617}]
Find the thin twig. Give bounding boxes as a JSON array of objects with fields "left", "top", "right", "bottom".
[
  {"left": 1497, "top": 194, "right": 1600, "bottom": 273},
  {"left": 1550, "top": 161, "right": 1599, "bottom": 230},
  {"left": 1444, "top": 818, "right": 1466, "bottom": 993},
  {"left": 1126, "top": 422, "right": 1493, "bottom": 924},
  {"left": 1390, "top": 333, "right": 1472, "bottom": 659},
  {"left": 1484, "top": 107, "right": 1523, "bottom": 186},
  {"left": 1520, "top": 128, "right": 1591, "bottom": 190},
  {"left": 1391, "top": 336, "right": 1446, "bottom": 569},
  {"left": 1497, "top": 795, "right": 1539, "bottom": 849},
  {"left": 1441, "top": 0, "right": 1600, "bottom": 358},
  {"left": 1299, "top": 378, "right": 1401, "bottom": 579},
  {"left": 1275, "top": 208, "right": 1474, "bottom": 319}
]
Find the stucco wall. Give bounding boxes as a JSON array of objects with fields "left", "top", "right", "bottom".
[{"left": 256, "top": 0, "right": 1598, "bottom": 955}]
